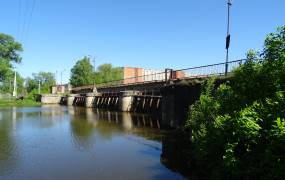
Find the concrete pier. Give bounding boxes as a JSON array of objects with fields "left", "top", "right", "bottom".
[
  {"left": 118, "top": 91, "right": 139, "bottom": 112},
  {"left": 41, "top": 94, "right": 62, "bottom": 104},
  {"left": 67, "top": 94, "right": 77, "bottom": 106},
  {"left": 85, "top": 93, "right": 96, "bottom": 108}
]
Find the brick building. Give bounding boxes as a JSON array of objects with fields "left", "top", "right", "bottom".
[
  {"left": 51, "top": 84, "right": 71, "bottom": 94},
  {"left": 122, "top": 67, "right": 185, "bottom": 84}
]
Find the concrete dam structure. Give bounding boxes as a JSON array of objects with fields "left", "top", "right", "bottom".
[{"left": 40, "top": 60, "right": 245, "bottom": 127}]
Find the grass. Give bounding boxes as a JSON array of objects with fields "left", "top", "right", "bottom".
[{"left": 0, "top": 98, "right": 41, "bottom": 107}]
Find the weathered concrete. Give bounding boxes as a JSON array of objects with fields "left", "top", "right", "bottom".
[
  {"left": 85, "top": 93, "right": 96, "bottom": 108},
  {"left": 41, "top": 94, "right": 63, "bottom": 104},
  {"left": 161, "top": 93, "right": 176, "bottom": 127},
  {"left": 118, "top": 91, "right": 139, "bottom": 112},
  {"left": 160, "top": 82, "right": 201, "bottom": 128},
  {"left": 119, "top": 96, "right": 132, "bottom": 111},
  {"left": 67, "top": 94, "right": 77, "bottom": 106}
]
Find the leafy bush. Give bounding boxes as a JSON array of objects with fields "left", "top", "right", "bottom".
[{"left": 185, "top": 26, "right": 285, "bottom": 179}]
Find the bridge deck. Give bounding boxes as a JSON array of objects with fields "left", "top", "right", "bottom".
[{"left": 71, "top": 59, "right": 245, "bottom": 93}]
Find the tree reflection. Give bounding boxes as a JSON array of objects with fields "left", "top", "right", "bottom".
[
  {"left": 23, "top": 105, "right": 66, "bottom": 129},
  {"left": 0, "top": 108, "right": 18, "bottom": 176}
]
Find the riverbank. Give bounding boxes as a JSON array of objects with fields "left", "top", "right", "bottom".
[{"left": 0, "top": 99, "right": 41, "bottom": 107}]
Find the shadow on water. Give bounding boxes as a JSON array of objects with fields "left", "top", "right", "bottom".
[{"left": 160, "top": 131, "right": 191, "bottom": 178}]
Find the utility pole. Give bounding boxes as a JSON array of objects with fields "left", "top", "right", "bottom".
[
  {"left": 38, "top": 80, "right": 41, "bottom": 94},
  {"left": 225, "top": 0, "right": 232, "bottom": 76},
  {"left": 60, "top": 69, "right": 66, "bottom": 85},
  {"left": 88, "top": 55, "right": 97, "bottom": 93},
  {"left": 92, "top": 57, "right": 97, "bottom": 93},
  {"left": 61, "top": 71, "right": 63, "bottom": 85},
  {"left": 55, "top": 71, "right": 58, "bottom": 85},
  {"left": 12, "top": 70, "right": 17, "bottom": 97},
  {"left": 92, "top": 58, "right": 95, "bottom": 84}
]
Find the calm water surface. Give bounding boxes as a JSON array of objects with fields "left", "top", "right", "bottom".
[{"left": 0, "top": 105, "right": 185, "bottom": 180}]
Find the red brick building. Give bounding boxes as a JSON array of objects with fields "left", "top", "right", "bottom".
[{"left": 122, "top": 67, "right": 185, "bottom": 84}]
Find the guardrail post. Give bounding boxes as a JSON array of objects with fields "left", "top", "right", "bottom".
[
  {"left": 239, "top": 59, "right": 242, "bottom": 65},
  {"left": 165, "top": 68, "right": 173, "bottom": 84},
  {"left": 165, "top": 69, "right": 168, "bottom": 82},
  {"left": 225, "top": 62, "right": 228, "bottom": 76}
]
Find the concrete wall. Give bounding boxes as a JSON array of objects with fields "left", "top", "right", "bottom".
[
  {"left": 0, "top": 93, "right": 12, "bottom": 100},
  {"left": 41, "top": 94, "right": 63, "bottom": 104},
  {"left": 161, "top": 82, "right": 202, "bottom": 128}
]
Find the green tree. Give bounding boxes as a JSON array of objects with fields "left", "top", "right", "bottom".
[
  {"left": 95, "top": 63, "right": 123, "bottom": 84},
  {"left": 0, "top": 33, "right": 23, "bottom": 93},
  {"left": 70, "top": 57, "right": 94, "bottom": 87},
  {"left": 0, "top": 33, "right": 22, "bottom": 64},
  {"left": 0, "top": 71, "right": 25, "bottom": 95},
  {"left": 26, "top": 72, "right": 56, "bottom": 94},
  {"left": 25, "top": 77, "right": 37, "bottom": 93}
]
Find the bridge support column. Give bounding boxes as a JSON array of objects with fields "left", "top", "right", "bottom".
[
  {"left": 118, "top": 91, "right": 139, "bottom": 111},
  {"left": 85, "top": 93, "right": 96, "bottom": 108},
  {"left": 67, "top": 94, "right": 77, "bottom": 106},
  {"left": 160, "top": 83, "right": 201, "bottom": 128}
]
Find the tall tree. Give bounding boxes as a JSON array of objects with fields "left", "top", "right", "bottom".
[
  {"left": 0, "top": 33, "right": 23, "bottom": 93},
  {"left": 95, "top": 64, "right": 123, "bottom": 84},
  {"left": 26, "top": 72, "right": 56, "bottom": 93},
  {"left": 70, "top": 57, "right": 94, "bottom": 87},
  {"left": 0, "top": 33, "right": 23, "bottom": 64}
]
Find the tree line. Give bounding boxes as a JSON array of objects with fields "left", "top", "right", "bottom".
[
  {"left": 0, "top": 33, "right": 56, "bottom": 97},
  {"left": 69, "top": 56, "right": 123, "bottom": 87},
  {"left": 0, "top": 33, "right": 123, "bottom": 98}
]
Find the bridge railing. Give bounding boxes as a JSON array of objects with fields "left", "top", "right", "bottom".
[
  {"left": 71, "top": 59, "right": 246, "bottom": 92},
  {"left": 96, "top": 71, "right": 167, "bottom": 88},
  {"left": 172, "top": 59, "right": 246, "bottom": 80}
]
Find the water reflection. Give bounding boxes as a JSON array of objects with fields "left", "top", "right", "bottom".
[
  {"left": 69, "top": 107, "right": 163, "bottom": 151},
  {"left": 0, "top": 108, "right": 19, "bottom": 176},
  {"left": 0, "top": 106, "right": 185, "bottom": 180},
  {"left": 70, "top": 108, "right": 97, "bottom": 150}
]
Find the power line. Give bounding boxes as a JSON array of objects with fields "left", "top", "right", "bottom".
[
  {"left": 20, "top": 0, "right": 29, "bottom": 43},
  {"left": 16, "top": 0, "right": 22, "bottom": 40},
  {"left": 23, "top": 0, "right": 36, "bottom": 44}
]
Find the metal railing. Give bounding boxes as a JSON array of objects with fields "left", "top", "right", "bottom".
[
  {"left": 172, "top": 59, "right": 245, "bottom": 80},
  {"left": 72, "top": 59, "right": 246, "bottom": 91},
  {"left": 97, "top": 71, "right": 167, "bottom": 88}
]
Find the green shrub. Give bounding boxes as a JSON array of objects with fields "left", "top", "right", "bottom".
[{"left": 185, "top": 26, "right": 285, "bottom": 179}]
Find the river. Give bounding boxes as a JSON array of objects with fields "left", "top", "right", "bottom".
[{"left": 0, "top": 105, "right": 185, "bottom": 180}]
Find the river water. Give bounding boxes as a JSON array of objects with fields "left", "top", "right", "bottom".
[{"left": 0, "top": 105, "right": 185, "bottom": 180}]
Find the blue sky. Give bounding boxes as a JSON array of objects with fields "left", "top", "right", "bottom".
[{"left": 1, "top": 0, "right": 285, "bottom": 84}]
